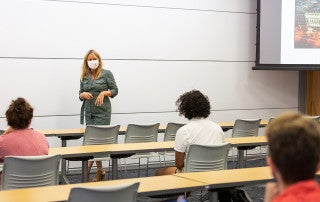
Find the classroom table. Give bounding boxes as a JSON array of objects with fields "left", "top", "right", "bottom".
[
  {"left": 44, "top": 120, "right": 268, "bottom": 183},
  {"left": 175, "top": 166, "right": 272, "bottom": 202},
  {"left": 49, "top": 136, "right": 268, "bottom": 182},
  {"left": 174, "top": 167, "right": 320, "bottom": 202},
  {"left": 40, "top": 125, "right": 166, "bottom": 146},
  {"left": 1, "top": 164, "right": 319, "bottom": 202},
  {"left": 41, "top": 126, "right": 135, "bottom": 183},
  {"left": 0, "top": 175, "right": 206, "bottom": 202},
  {"left": 41, "top": 125, "right": 166, "bottom": 183},
  {"left": 49, "top": 141, "right": 175, "bottom": 181},
  {"left": 227, "top": 136, "right": 268, "bottom": 168},
  {"left": 41, "top": 120, "right": 269, "bottom": 141}
]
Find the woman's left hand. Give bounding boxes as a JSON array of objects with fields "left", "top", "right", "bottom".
[
  {"left": 95, "top": 92, "right": 105, "bottom": 106},
  {"left": 95, "top": 91, "right": 112, "bottom": 106}
]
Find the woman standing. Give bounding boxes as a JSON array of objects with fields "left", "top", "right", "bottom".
[{"left": 79, "top": 49, "right": 118, "bottom": 181}]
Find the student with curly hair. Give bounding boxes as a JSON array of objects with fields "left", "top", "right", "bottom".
[
  {"left": 155, "top": 90, "right": 225, "bottom": 175},
  {"left": 0, "top": 97, "right": 49, "bottom": 188},
  {"left": 0, "top": 97, "right": 49, "bottom": 162}
]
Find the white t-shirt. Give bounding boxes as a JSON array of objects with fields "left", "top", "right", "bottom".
[{"left": 174, "top": 118, "right": 225, "bottom": 157}]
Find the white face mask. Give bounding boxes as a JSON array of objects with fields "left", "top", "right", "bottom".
[{"left": 87, "top": 59, "right": 99, "bottom": 69}]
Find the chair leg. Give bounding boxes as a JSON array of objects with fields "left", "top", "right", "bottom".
[
  {"left": 123, "top": 159, "right": 127, "bottom": 172},
  {"left": 237, "top": 150, "right": 245, "bottom": 168},
  {"left": 158, "top": 154, "right": 164, "bottom": 167},
  {"left": 118, "top": 159, "right": 124, "bottom": 179},
  {"left": 66, "top": 160, "right": 69, "bottom": 175},
  {"left": 209, "top": 191, "right": 218, "bottom": 202},
  {"left": 163, "top": 155, "right": 167, "bottom": 167}
]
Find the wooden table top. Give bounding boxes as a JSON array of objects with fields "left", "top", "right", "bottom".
[
  {"left": 0, "top": 175, "right": 206, "bottom": 202},
  {"left": 40, "top": 120, "right": 269, "bottom": 137},
  {"left": 49, "top": 141, "right": 175, "bottom": 158},
  {"left": 175, "top": 166, "right": 320, "bottom": 189},
  {"left": 175, "top": 166, "right": 273, "bottom": 189},
  {"left": 1, "top": 165, "right": 319, "bottom": 202},
  {"left": 225, "top": 136, "right": 267, "bottom": 147},
  {"left": 48, "top": 136, "right": 267, "bottom": 158}
]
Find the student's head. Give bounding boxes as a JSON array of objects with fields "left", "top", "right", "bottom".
[
  {"left": 176, "top": 90, "right": 211, "bottom": 120},
  {"left": 81, "top": 49, "right": 103, "bottom": 81},
  {"left": 266, "top": 112, "right": 320, "bottom": 184},
  {"left": 5, "top": 97, "right": 33, "bottom": 129}
]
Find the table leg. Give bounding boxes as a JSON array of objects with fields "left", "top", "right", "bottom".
[
  {"left": 208, "top": 191, "right": 218, "bottom": 202},
  {"left": 60, "top": 139, "right": 70, "bottom": 184},
  {"left": 82, "top": 160, "right": 88, "bottom": 182},
  {"left": 111, "top": 157, "right": 118, "bottom": 180},
  {"left": 237, "top": 149, "right": 245, "bottom": 168}
]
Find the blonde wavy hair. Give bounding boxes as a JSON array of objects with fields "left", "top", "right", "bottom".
[{"left": 80, "top": 49, "right": 103, "bottom": 81}]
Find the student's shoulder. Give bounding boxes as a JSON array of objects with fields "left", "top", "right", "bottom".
[
  {"left": 209, "top": 121, "right": 224, "bottom": 131},
  {"left": 30, "top": 129, "right": 46, "bottom": 137}
]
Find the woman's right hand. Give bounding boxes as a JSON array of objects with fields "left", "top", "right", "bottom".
[{"left": 80, "top": 92, "right": 93, "bottom": 100}]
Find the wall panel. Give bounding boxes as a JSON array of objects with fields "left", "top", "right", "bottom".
[{"left": 0, "top": 0, "right": 298, "bottom": 148}]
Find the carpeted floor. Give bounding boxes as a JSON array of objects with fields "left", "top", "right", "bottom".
[{"left": 67, "top": 158, "right": 267, "bottom": 202}]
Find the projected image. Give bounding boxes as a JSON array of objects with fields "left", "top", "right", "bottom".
[{"left": 295, "top": 0, "right": 320, "bottom": 48}]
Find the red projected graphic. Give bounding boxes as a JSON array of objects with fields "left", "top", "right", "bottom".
[{"left": 295, "top": 0, "right": 320, "bottom": 48}]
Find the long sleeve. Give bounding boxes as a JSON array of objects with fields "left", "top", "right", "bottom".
[{"left": 106, "top": 70, "right": 118, "bottom": 98}]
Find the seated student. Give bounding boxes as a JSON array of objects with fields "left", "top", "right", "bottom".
[
  {"left": 156, "top": 90, "right": 232, "bottom": 201},
  {"left": 0, "top": 97, "right": 49, "bottom": 161},
  {"left": 264, "top": 112, "right": 320, "bottom": 202},
  {"left": 156, "top": 89, "right": 225, "bottom": 175}
]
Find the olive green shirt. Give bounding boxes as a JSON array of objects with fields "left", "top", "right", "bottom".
[{"left": 80, "top": 69, "right": 118, "bottom": 125}]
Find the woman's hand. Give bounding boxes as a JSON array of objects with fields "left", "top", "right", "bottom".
[
  {"left": 80, "top": 92, "right": 93, "bottom": 100},
  {"left": 95, "top": 91, "right": 112, "bottom": 106}
]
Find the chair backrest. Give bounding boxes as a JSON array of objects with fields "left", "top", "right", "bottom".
[
  {"left": 185, "top": 143, "right": 231, "bottom": 172},
  {"left": 164, "top": 122, "right": 185, "bottom": 141},
  {"left": 67, "top": 182, "right": 140, "bottom": 202},
  {"left": 125, "top": 123, "right": 160, "bottom": 143},
  {"left": 1, "top": 155, "right": 61, "bottom": 190},
  {"left": 231, "top": 119, "right": 261, "bottom": 138},
  {"left": 83, "top": 125, "right": 120, "bottom": 146}
]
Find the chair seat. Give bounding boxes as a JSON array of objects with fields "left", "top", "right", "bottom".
[
  {"left": 237, "top": 146, "right": 257, "bottom": 150},
  {"left": 66, "top": 125, "right": 120, "bottom": 181},
  {"left": 231, "top": 119, "right": 262, "bottom": 168},
  {"left": 123, "top": 123, "right": 160, "bottom": 177}
]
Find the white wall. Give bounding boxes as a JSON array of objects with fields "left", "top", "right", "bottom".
[{"left": 0, "top": 0, "right": 299, "bottom": 149}]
